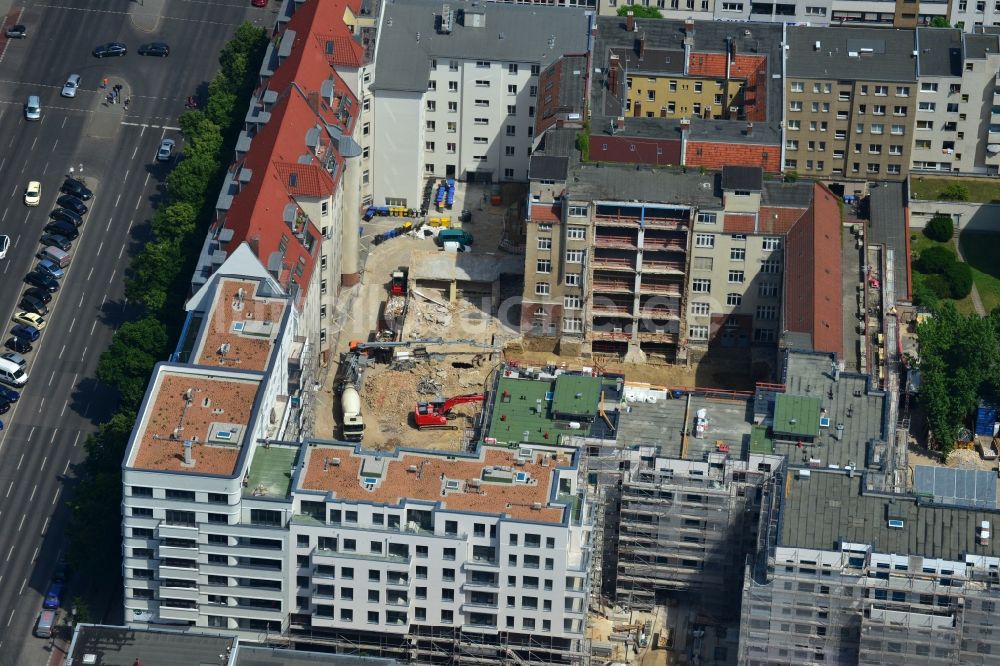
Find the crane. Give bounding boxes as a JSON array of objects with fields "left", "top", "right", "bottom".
[{"left": 413, "top": 393, "right": 485, "bottom": 429}]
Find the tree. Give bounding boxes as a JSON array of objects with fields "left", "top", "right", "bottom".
[
  {"left": 917, "top": 304, "right": 1000, "bottom": 456},
  {"left": 95, "top": 317, "right": 168, "bottom": 410},
  {"left": 617, "top": 4, "right": 663, "bottom": 18},
  {"left": 939, "top": 182, "right": 970, "bottom": 201},
  {"left": 915, "top": 245, "right": 956, "bottom": 274},
  {"left": 929, "top": 16, "right": 950, "bottom": 27},
  {"left": 153, "top": 201, "right": 199, "bottom": 245},
  {"left": 913, "top": 274, "right": 941, "bottom": 308},
  {"left": 924, "top": 215, "right": 954, "bottom": 241},
  {"left": 944, "top": 260, "right": 973, "bottom": 299}
]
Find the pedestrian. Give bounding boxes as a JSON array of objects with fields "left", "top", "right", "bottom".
[
  {"left": 124, "top": 98, "right": 130, "bottom": 109},
  {"left": 101, "top": 78, "right": 108, "bottom": 89}
]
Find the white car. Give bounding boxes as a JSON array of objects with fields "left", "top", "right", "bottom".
[
  {"left": 24, "top": 181, "right": 40, "bottom": 206},
  {"left": 25, "top": 96, "right": 40, "bottom": 121},
  {"left": 61, "top": 74, "right": 81, "bottom": 98},
  {"left": 0, "top": 235, "right": 9, "bottom": 259},
  {"left": 156, "top": 138, "right": 175, "bottom": 162}
]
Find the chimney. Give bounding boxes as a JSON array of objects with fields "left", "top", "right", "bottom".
[
  {"left": 679, "top": 117, "right": 691, "bottom": 166},
  {"left": 684, "top": 18, "right": 695, "bottom": 36},
  {"left": 639, "top": 31, "right": 646, "bottom": 60},
  {"left": 626, "top": 11, "right": 634, "bottom": 32},
  {"left": 608, "top": 54, "right": 620, "bottom": 95},
  {"left": 615, "top": 116, "right": 625, "bottom": 131},
  {"left": 745, "top": 122, "right": 753, "bottom": 136},
  {"left": 181, "top": 439, "right": 196, "bottom": 468}
]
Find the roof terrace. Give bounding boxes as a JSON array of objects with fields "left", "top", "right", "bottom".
[
  {"left": 299, "top": 444, "right": 575, "bottom": 524},
  {"left": 193, "top": 277, "right": 288, "bottom": 372},
  {"left": 128, "top": 367, "right": 261, "bottom": 475}
]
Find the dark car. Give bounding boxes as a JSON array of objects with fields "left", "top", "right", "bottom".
[
  {"left": 10, "top": 325, "right": 40, "bottom": 343},
  {"left": 138, "top": 42, "right": 169, "bottom": 57},
  {"left": 23, "top": 287, "right": 52, "bottom": 304},
  {"left": 18, "top": 295, "right": 48, "bottom": 316},
  {"left": 5, "top": 24, "right": 26, "bottom": 38},
  {"left": 24, "top": 272, "right": 60, "bottom": 293},
  {"left": 43, "top": 582, "right": 62, "bottom": 610},
  {"left": 44, "top": 221, "right": 78, "bottom": 240},
  {"left": 4, "top": 336, "right": 31, "bottom": 354},
  {"left": 56, "top": 195, "right": 87, "bottom": 216},
  {"left": 49, "top": 208, "right": 82, "bottom": 227},
  {"left": 0, "top": 385, "right": 20, "bottom": 403},
  {"left": 92, "top": 42, "right": 126, "bottom": 58},
  {"left": 61, "top": 179, "right": 93, "bottom": 201},
  {"left": 52, "top": 555, "right": 68, "bottom": 583},
  {"left": 39, "top": 234, "right": 72, "bottom": 251},
  {"left": 0, "top": 400, "right": 9, "bottom": 415}
]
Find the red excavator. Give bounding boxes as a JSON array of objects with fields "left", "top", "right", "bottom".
[{"left": 413, "top": 393, "right": 484, "bottom": 429}]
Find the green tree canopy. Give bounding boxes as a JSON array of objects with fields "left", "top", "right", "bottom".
[
  {"left": 915, "top": 245, "right": 956, "bottom": 274},
  {"left": 96, "top": 316, "right": 169, "bottom": 410},
  {"left": 939, "top": 182, "right": 970, "bottom": 201},
  {"left": 924, "top": 215, "right": 954, "bottom": 242},
  {"left": 617, "top": 4, "right": 662, "bottom": 18}
]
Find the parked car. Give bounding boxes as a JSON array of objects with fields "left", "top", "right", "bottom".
[
  {"left": 0, "top": 400, "right": 9, "bottom": 415},
  {"left": 23, "top": 287, "right": 52, "bottom": 304},
  {"left": 1, "top": 352, "right": 27, "bottom": 369},
  {"left": 0, "top": 235, "right": 8, "bottom": 260},
  {"left": 12, "top": 312, "right": 46, "bottom": 330},
  {"left": 35, "top": 260, "right": 64, "bottom": 280},
  {"left": 23, "top": 272, "right": 59, "bottom": 293},
  {"left": 61, "top": 179, "right": 93, "bottom": 201},
  {"left": 18, "top": 294, "right": 48, "bottom": 316},
  {"left": 24, "top": 95, "right": 40, "bottom": 121},
  {"left": 92, "top": 42, "right": 126, "bottom": 58},
  {"left": 10, "top": 324, "right": 40, "bottom": 343},
  {"left": 24, "top": 181, "right": 41, "bottom": 206},
  {"left": 49, "top": 208, "right": 82, "bottom": 227},
  {"left": 52, "top": 555, "right": 68, "bottom": 583},
  {"left": 43, "top": 221, "right": 78, "bottom": 240},
  {"left": 61, "top": 73, "right": 81, "bottom": 98},
  {"left": 39, "top": 234, "right": 72, "bottom": 252},
  {"left": 156, "top": 138, "right": 175, "bottom": 162},
  {"left": 3, "top": 337, "right": 31, "bottom": 354},
  {"left": 43, "top": 582, "right": 62, "bottom": 609},
  {"left": 6, "top": 24, "right": 26, "bottom": 38},
  {"left": 0, "top": 386, "right": 20, "bottom": 403},
  {"left": 56, "top": 195, "right": 87, "bottom": 216},
  {"left": 138, "top": 42, "right": 169, "bottom": 57}
]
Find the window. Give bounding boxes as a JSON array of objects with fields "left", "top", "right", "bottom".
[
  {"left": 895, "top": 86, "right": 910, "bottom": 97},
  {"left": 447, "top": 143, "right": 456, "bottom": 153},
  {"left": 762, "top": 237, "right": 781, "bottom": 250},
  {"left": 730, "top": 247, "right": 745, "bottom": 261},
  {"left": 921, "top": 82, "right": 938, "bottom": 92},
  {"left": 692, "top": 279, "right": 711, "bottom": 293},
  {"left": 867, "top": 163, "right": 880, "bottom": 174},
  {"left": 789, "top": 101, "right": 802, "bottom": 112},
  {"left": 565, "top": 273, "right": 580, "bottom": 287},
  {"left": 753, "top": 328, "right": 775, "bottom": 342},
  {"left": 696, "top": 212, "right": 717, "bottom": 224},
  {"left": 474, "top": 117, "right": 488, "bottom": 125},
  {"left": 874, "top": 85, "right": 888, "bottom": 96},
  {"left": 695, "top": 233, "right": 715, "bottom": 248},
  {"left": 475, "top": 79, "right": 489, "bottom": 87},
  {"left": 425, "top": 141, "right": 435, "bottom": 152},
  {"left": 564, "top": 295, "right": 582, "bottom": 310},
  {"left": 693, "top": 256, "right": 714, "bottom": 271},
  {"left": 893, "top": 105, "right": 906, "bottom": 116},
  {"left": 426, "top": 100, "right": 436, "bottom": 112},
  {"left": 535, "top": 282, "right": 550, "bottom": 296},
  {"left": 889, "top": 144, "right": 903, "bottom": 156},
  {"left": 475, "top": 99, "right": 489, "bottom": 107},
  {"left": 563, "top": 318, "right": 583, "bottom": 333},
  {"left": 691, "top": 302, "right": 710, "bottom": 316},
  {"left": 786, "top": 139, "right": 799, "bottom": 151},
  {"left": 504, "top": 146, "right": 515, "bottom": 156},
  {"left": 689, "top": 325, "right": 709, "bottom": 340},
  {"left": 537, "top": 237, "right": 551, "bottom": 251},
  {"left": 536, "top": 259, "right": 551, "bottom": 274},
  {"left": 868, "top": 144, "right": 881, "bottom": 155},
  {"left": 918, "top": 101, "right": 935, "bottom": 112},
  {"left": 756, "top": 305, "right": 777, "bottom": 320},
  {"left": 870, "top": 123, "right": 884, "bottom": 135},
  {"left": 566, "top": 250, "right": 584, "bottom": 263},
  {"left": 567, "top": 226, "right": 586, "bottom": 240},
  {"left": 362, "top": 122, "right": 370, "bottom": 136},
  {"left": 728, "top": 270, "right": 745, "bottom": 284},
  {"left": 805, "top": 5, "right": 826, "bottom": 14},
  {"left": 915, "top": 139, "right": 932, "bottom": 149},
  {"left": 790, "top": 82, "right": 804, "bottom": 93},
  {"left": 887, "top": 164, "right": 901, "bottom": 175},
  {"left": 787, "top": 119, "right": 800, "bottom": 131},
  {"left": 872, "top": 105, "right": 885, "bottom": 116}
]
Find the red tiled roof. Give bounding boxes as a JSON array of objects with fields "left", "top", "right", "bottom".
[
  {"left": 529, "top": 203, "right": 562, "bottom": 223},
  {"left": 723, "top": 213, "right": 756, "bottom": 233},
  {"left": 221, "top": 92, "right": 333, "bottom": 305},
  {"left": 758, "top": 206, "right": 808, "bottom": 234},
  {"left": 319, "top": 32, "right": 364, "bottom": 68},
  {"left": 784, "top": 183, "right": 843, "bottom": 358},
  {"left": 688, "top": 53, "right": 726, "bottom": 77}
]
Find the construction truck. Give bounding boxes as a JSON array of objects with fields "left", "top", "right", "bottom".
[
  {"left": 341, "top": 386, "right": 365, "bottom": 441},
  {"left": 390, "top": 269, "right": 408, "bottom": 295},
  {"left": 413, "top": 393, "right": 485, "bottom": 429}
]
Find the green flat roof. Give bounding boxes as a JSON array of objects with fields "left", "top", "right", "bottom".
[
  {"left": 245, "top": 445, "right": 300, "bottom": 498},
  {"left": 551, "top": 374, "right": 602, "bottom": 418},
  {"left": 488, "top": 377, "right": 556, "bottom": 446},
  {"left": 750, "top": 425, "right": 775, "bottom": 454},
  {"left": 773, "top": 394, "right": 821, "bottom": 438}
]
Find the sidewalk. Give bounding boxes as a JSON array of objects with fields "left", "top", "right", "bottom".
[{"left": 953, "top": 236, "right": 987, "bottom": 316}]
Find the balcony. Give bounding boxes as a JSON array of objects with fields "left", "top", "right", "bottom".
[
  {"left": 638, "top": 278, "right": 682, "bottom": 297},
  {"left": 463, "top": 558, "right": 501, "bottom": 571},
  {"left": 463, "top": 578, "right": 500, "bottom": 591},
  {"left": 594, "top": 233, "right": 638, "bottom": 250},
  {"left": 156, "top": 586, "right": 199, "bottom": 602},
  {"left": 591, "top": 256, "right": 636, "bottom": 272},
  {"left": 591, "top": 302, "right": 634, "bottom": 318},
  {"left": 640, "top": 259, "right": 685, "bottom": 275},
  {"left": 641, "top": 238, "right": 686, "bottom": 253},
  {"left": 155, "top": 523, "right": 198, "bottom": 540},
  {"left": 158, "top": 604, "right": 200, "bottom": 623},
  {"left": 592, "top": 276, "right": 634, "bottom": 294}
]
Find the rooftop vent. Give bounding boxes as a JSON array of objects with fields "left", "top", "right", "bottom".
[{"left": 439, "top": 4, "right": 454, "bottom": 33}]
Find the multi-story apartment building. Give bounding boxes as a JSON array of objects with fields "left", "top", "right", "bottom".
[
  {"left": 912, "top": 28, "right": 1000, "bottom": 174},
  {"left": 521, "top": 130, "right": 722, "bottom": 363},
  {"left": 369, "top": 0, "right": 591, "bottom": 207},
  {"left": 949, "top": 0, "right": 1000, "bottom": 31},
  {"left": 588, "top": 17, "right": 784, "bottom": 172},
  {"left": 598, "top": 0, "right": 949, "bottom": 27},
  {"left": 740, "top": 469, "right": 1000, "bottom": 665},
  {"left": 123, "top": 331, "right": 593, "bottom": 661},
  {"left": 784, "top": 26, "right": 918, "bottom": 180}
]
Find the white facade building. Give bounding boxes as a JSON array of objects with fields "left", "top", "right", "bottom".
[{"left": 370, "top": 0, "right": 591, "bottom": 207}]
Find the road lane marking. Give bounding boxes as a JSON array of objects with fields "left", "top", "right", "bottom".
[
  {"left": 119, "top": 244, "right": 126, "bottom": 259},
  {"left": 61, "top": 117, "right": 67, "bottom": 128},
  {"left": 38, "top": 397, "right": 44, "bottom": 412},
  {"left": 26, "top": 428, "right": 33, "bottom": 442},
  {"left": 30, "top": 136, "right": 37, "bottom": 150},
  {"left": 135, "top": 194, "right": 142, "bottom": 210},
  {"left": 59, "top": 344, "right": 65, "bottom": 359},
  {"left": 87, "top": 267, "right": 94, "bottom": 281},
  {"left": 49, "top": 429, "right": 56, "bottom": 444},
  {"left": 2, "top": 208, "right": 7, "bottom": 222},
  {"left": 132, "top": 145, "right": 138, "bottom": 159},
  {"left": 52, "top": 139, "right": 58, "bottom": 150},
  {"left": 28, "top": 485, "right": 36, "bottom": 503},
  {"left": 5, "top": 481, "right": 12, "bottom": 498},
  {"left": 124, "top": 169, "right": 129, "bottom": 181},
  {"left": 61, "top": 460, "right": 69, "bottom": 476},
  {"left": 9, "top": 185, "right": 14, "bottom": 198},
  {"left": 109, "top": 269, "right": 116, "bottom": 283},
  {"left": 80, "top": 346, "right": 88, "bottom": 361},
  {"left": 115, "top": 194, "right": 121, "bottom": 208},
  {"left": 97, "top": 241, "right": 103, "bottom": 256},
  {"left": 31, "top": 547, "right": 38, "bottom": 563},
  {"left": 41, "top": 517, "right": 49, "bottom": 535},
  {"left": 90, "top": 320, "right": 97, "bottom": 336},
  {"left": 16, "top": 513, "right": 24, "bottom": 531},
  {"left": 60, "top": 399, "right": 68, "bottom": 417},
  {"left": 53, "top": 487, "right": 62, "bottom": 505},
  {"left": 73, "top": 432, "right": 81, "bottom": 447},
  {"left": 49, "top": 370, "right": 56, "bottom": 386},
  {"left": 70, "top": 316, "right": 77, "bottom": 330},
  {"left": 42, "top": 161, "right": 48, "bottom": 175},
  {"left": 5, "top": 547, "right": 12, "bottom": 562},
  {"left": 6, "top": 609, "right": 13, "bottom": 627}
]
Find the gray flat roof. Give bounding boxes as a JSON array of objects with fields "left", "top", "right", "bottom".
[
  {"left": 780, "top": 471, "right": 1000, "bottom": 561},
  {"left": 722, "top": 166, "right": 763, "bottom": 192},
  {"left": 778, "top": 351, "right": 888, "bottom": 471},
  {"left": 916, "top": 28, "right": 962, "bottom": 77},
  {"left": 590, "top": 17, "right": 783, "bottom": 144},
  {"left": 372, "top": 0, "right": 590, "bottom": 92},
  {"left": 67, "top": 625, "right": 235, "bottom": 666},
  {"left": 529, "top": 155, "right": 570, "bottom": 181},
  {"left": 868, "top": 182, "right": 909, "bottom": 301},
  {"left": 617, "top": 395, "right": 752, "bottom": 461},
  {"left": 761, "top": 181, "right": 813, "bottom": 208},
  {"left": 786, "top": 26, "right": 916, "bottom": 82},
  {"left": 569, "top": 164, "right": 722, "bottom": 207},
  {"left": 965, "top": 33, "right": 1000, "bottom": 60}
]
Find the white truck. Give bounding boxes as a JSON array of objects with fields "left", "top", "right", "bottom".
[{"left": 341, "top": 385, "right": 365, "bottom": 441}]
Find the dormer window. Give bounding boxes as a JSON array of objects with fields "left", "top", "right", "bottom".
[
  {"left": 325, "top": 40, "right": 334, "bottom": 55},
  {"left": 289, "top": 173, "right": 298, "bottom": 187}
]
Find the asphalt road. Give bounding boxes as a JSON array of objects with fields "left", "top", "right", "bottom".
[{"left": 0, "top": 0, "right": 274, "bottom": 663}]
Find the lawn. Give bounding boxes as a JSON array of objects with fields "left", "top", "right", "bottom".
[
  {"left": 909, "top": 233, "right": 977, "bottom": 315},
  {"left": 910, "top": 176, "right": 1000, "bottom": 203},
  {"left": 959, "top": 232, "right": 1000, "bottom": 313}
]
